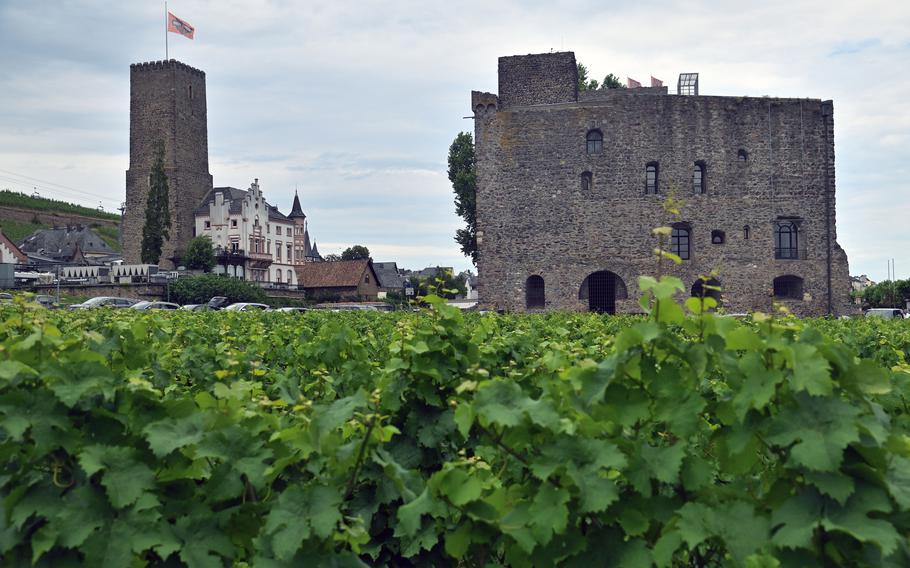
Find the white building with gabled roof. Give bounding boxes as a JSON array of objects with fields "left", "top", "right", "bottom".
[{"left": 194, "top": 179, "right": 321, "bottom": 286}]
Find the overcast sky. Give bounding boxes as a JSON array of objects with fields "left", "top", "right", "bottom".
[{"left": 1, "top": 1, "right": 908, "bottom": 279}]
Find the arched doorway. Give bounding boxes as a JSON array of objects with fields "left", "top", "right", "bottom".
[
  {"left": 579, "top": 271, "right": 627, "bottom": 314},
  {"left": 691, "top": 278, "right": 722, "bottom": 306}
]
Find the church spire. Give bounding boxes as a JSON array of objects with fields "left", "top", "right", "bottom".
[{"left": 288, "top": 189, "right": 306, "bottom": 219}]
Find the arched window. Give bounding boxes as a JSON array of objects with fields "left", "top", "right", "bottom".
[
  {"left": 773, "top": 275, "right": 804, "bottom": 299},
  {"left": 743, "top": 225, "right": 750, "bottom": 240},
  {"left": 586, "top": 130, "right": 603, "bottom": 154},
  {"left": 645, "top": 162, "right": 659, "bottom": 194},
  {"left": 693, "top": 161, "right": 706, "bottom": 194},
  {"left": 581, "top": 171, "right": 593, "bottom": 191},
  {"left": 670, "top": 226, "right": 690, "bottom": 260},
  {"left": 775, "top": 221, "right": 799, "bottom": 259},
  {"left": 526, "top": 275, "right": 545, "bottom": 308},
  {"left": 287, "top": 269, "right": 293, "bottom": 283},
  {"left": 711, "top": 230, "right": 725, "bottom": 244},
  {"left": 738, "top": 149, "right": 748, "bottom": 162},
  {"left": 276, "top": 270, "right": 282, "bottom": 283}
]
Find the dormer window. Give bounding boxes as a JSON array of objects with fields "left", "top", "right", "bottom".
[{"left": 586, "top": 130, "right": 603, "bottom": 154}]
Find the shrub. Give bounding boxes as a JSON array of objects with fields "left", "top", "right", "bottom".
[{"left": 170, "top": 273, "right": 266, "bottom": 305}]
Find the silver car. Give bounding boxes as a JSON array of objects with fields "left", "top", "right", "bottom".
[{"left": 68, "top": 297, "right": 138, "bottom": 310}]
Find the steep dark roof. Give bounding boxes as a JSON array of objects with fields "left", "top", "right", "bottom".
[
  {"left": 295, "top": 259, "right": 376, "bottom": 288},
  {"left": 18, "top": 226, "right": 115, "bottom": 259},
  {"left": 288, "top": 191, "right": 306, "bottom": 219},
  {"left": 195, "top": 187, "right": 292, "bottom": 223},
  {"left": 373, "top": 261, "right": 404, "bottom": 288},
  {"left": 267, "top": 204, "right": 289, "bottom": 222},
  {"left": 194, "top": 187, "right": 248, "bottom": 216}
]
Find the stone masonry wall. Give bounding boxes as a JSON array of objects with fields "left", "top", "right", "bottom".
[
  {"left": 498, "top": 52, "right": 578, "bottom": 108},
  {"left": 474, "top": 52, "right": 854, "bottom": 316},
  {"left": 122, "top": 60, "right": 213, "bottom": 269}
]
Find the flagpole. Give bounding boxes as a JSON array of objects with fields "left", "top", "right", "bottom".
[{"left": 165, "top": 1, "right": 169, "bottom": 60}]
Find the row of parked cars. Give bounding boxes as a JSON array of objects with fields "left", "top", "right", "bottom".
[{"left": 60, "top": 296, "right": 383, "bottom": 312}]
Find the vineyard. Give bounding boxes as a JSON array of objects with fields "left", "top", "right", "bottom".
[{"left": 1, "top": 283, "right": 909, "bottom": 567}]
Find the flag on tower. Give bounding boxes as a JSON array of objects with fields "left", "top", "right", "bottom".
[
  {"left": 651, "top": 76, "right": 663, "bottom": 87},
  {"left": 167, "top": 12, "right": 195, "bottom": 39},
  {"left": 627, "top": 77, "right": 642, "bottom": 88}
]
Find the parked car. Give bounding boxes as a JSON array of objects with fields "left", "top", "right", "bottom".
[
  {"left": 207, "top": 296, "right": 230, "bottom": 310},
  {"left": 864, "top": 308, "right": 907, "bottom": 320},
  {"left": 275, "top": 307, "right": 309, "bottom": 313},
  {"left": 131, "top": 301, "right": 180, "bottom": 310},
  {"left": 34, "top": 295, "right": 58, "bottom": 309},
  {"left": 68, "top": 297, "right": 138, "bottom": 310},
  {"left": 180, "top": 304, "right": 210, "bottom": 311},
  {"left": 223, "top": 303, "right": 270, "bottom": 312}
]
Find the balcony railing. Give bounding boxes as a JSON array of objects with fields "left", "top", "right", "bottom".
[{"left": 774, "top": 247, "right": 807, "bottom": 260}]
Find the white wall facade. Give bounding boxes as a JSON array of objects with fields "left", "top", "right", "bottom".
[{"left": 195, "top": 179, "right": 305, "bottom": 286}]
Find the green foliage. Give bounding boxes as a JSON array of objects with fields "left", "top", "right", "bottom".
[
  {"left": 859, "top": 278, "right": 909, "bottom": 308},
  {"left": 340, "top": 245, "right": 370, "bottom": 261},
  {"left": 140, "top": 141, "right": 172, "bottom": 265},
  {"left": 170, "top": 273, "right": 266, "bottom": 304},
  {"left": 0, "top": 218, "right": 50, "bottom": 244},
  {"left": 0, "top": 189, "right": 120, "bottom": 221},
  {"left": 183, "top": 236, "right": 216, "bottom": 271},
  {"left": 93, "top": 224, "right": 121, "bottom": 253},
  {"left": 448, "top": 132, "right": 477, "bottom": 265},
  {"left": 578, "top": 63, "right": 626, "bottom": 91},
  {"left": 2, "top": 287, "right": 910, "bottom": 566},
  {"left": 408, "top": 268, "right": 466, "bottom": 300}
]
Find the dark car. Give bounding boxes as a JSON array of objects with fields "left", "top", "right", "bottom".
[{"left": 207, "top": 296, "right": 230, "bottom": 310}]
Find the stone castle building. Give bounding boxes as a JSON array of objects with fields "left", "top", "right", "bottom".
[
  {"left": 472, "top": 52, "right": 853, "bottom": 316},
  {"left": 123, "top": 60, "right": 212, "bottom": 269},
  {"left": 123, "top": 60, "right": 321, "bottom": 281}
]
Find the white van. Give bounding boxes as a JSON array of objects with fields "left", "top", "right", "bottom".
[{"left": 864, "top": 308, "right": 907, "bottom": 320}]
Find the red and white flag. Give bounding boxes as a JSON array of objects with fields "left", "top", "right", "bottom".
[
  {"left": 167, "top": 12, "right": 195, "bottom": 39},
  {"left": 627, "top": 77, "right": 642, "bottom": 88},
  {"left": 651, "top": 76, "right": 663, "bottom": 87}
]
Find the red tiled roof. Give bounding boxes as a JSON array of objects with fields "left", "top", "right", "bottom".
[{"left": 294, "top": 259, "right": 376, "bottom": 288}]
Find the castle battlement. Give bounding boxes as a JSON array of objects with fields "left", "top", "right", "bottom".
[{"left": 130, "top": 59, "right": 206, "bottom": 78}]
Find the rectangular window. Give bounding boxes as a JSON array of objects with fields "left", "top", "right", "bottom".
[
  {"left": 231, "top": 219, "right": 237, "bottom": 228},
  {"left": 646, "top": 163, "right": 659, "bottom": 194},
  {"left": 204, "top": 220, "right": 211, "bottom": 229},
  {"left": 670, "top": 227, "right": 690, "bottom": 260}
]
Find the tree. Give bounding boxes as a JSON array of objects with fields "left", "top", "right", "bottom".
[
  {"left": 601, "top": 73, "right": 624, "bottom": 89},
  {"left": 322, "top": 254, "right": 341, "bottom": 262},
  {"left": 577, "top": 63, "right": 599, "bottom": 91},
  {"left": 408, "top": 268, "right": 467, "bottom": 300},
  {"left": 448, "top": 132, "right": 477, "bottom": 265},
  {"left": 183, "top": 236, "right": 216, "bottom": 271},
  {"left": 578, "top": 63, "right": 625, "bottom": 91},
  {"left": 140, "top": 141, "right": 172, "bottom": 264},
  {"left": 341, "top": 245, "right": 370, "bottom": 260}
]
